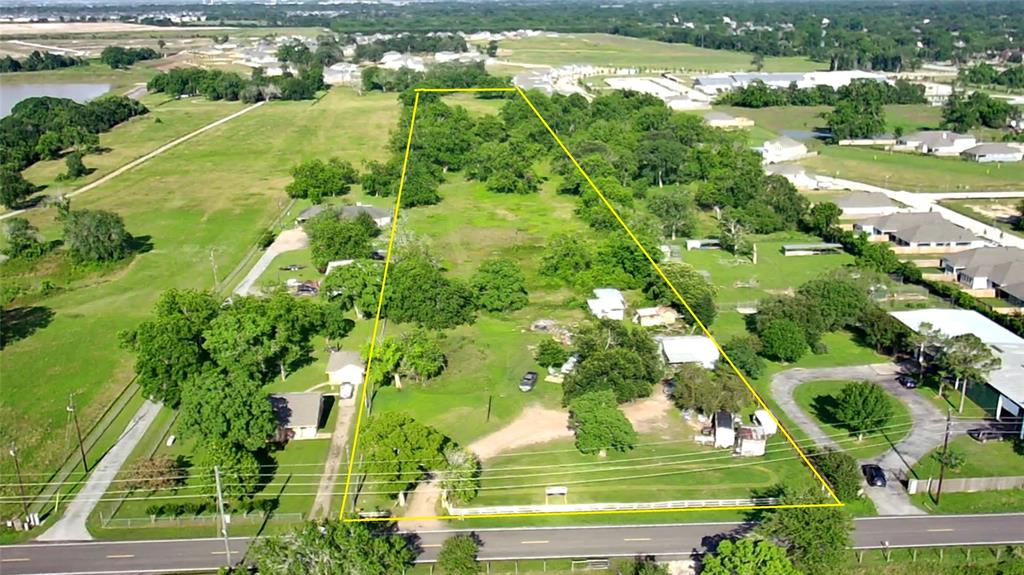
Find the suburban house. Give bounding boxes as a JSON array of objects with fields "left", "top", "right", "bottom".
[
  {"left": 758, "top": 136, "right": 809, "bottom": 164},
  {"left": 322, "top": 62, "right": 361, "bottom": 86},
  {"left": 853, "top": 212, "right": 986, "bottom": 253},
  {"left": 891, "top": 309, "right": 1024, "bottom": 438},
  {"left": 713, "top": 410, "right": 736, "bottom": 449},
  {"left": 269, "top": 392, "right": 324, "bottom": 442},
  {"left": 735, "top": 426, "right": 767, "bottom": 457},
  {"left": 703, "top": 111, "right": 754, "bottom": 129},
  {"left": 633, "top": 306, "right": 680, "bottom": 327},
  {"left": 765, "top": 163, "right": 819, "bottom": 189},
  {"left": 896, "top": 130, "right": 976, "bottom": 156},
  {"left": 657, "top": 335, "right": 720, "bottom": 369},
  {"left": 940, "top": 247, "right": 1024, "bottom": 305},
  {"left": 961, "top": 143, "right": 1024, "bottom": 163},
  {"left": 587, "top": 288, "right": 626, "bottom": 320},
  {"left": 379, "top": 51, "right": 426, "bottom": 72},
  {"left": 296, "top": 204, "right": 330, "bottom": 224},
  {"left": 692, "top": 70, "right": 885, "bottom": 96},
  {"left": 833, "top": 191, "right": 901, "bottom": 217},
  {"left": 326, "top": 350, "right": 365, "bottom": 386},
  {"left": 341, "top": 204, "right": 392, "bottom": 228}
]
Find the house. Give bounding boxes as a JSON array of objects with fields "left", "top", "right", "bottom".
[
  {"left": 703, "top": 111, "right": 754, "bottom": 129},
  {"left": 633, "top": 306, "right": 680, "bottom": 327},
  {"left": 833, "top": 191, "right": 901, "bottom": 217},
  {"left": 854, "top": 212, "right": 985, "bottom": 253},
  {"left": 713, "top": 410, "right": 736, "bottom": 449},
  {"left": 781, "top": 243, "right": 843, "bottom": 256},
  {"left": 758, "top": 136, "right": 808, "bottom": 164},
  {"left": 340, "top": 204, "right": 391, "bottom": 227},
  {"left": 692, "top": 71, "right": 885, "bottom": 96},
  {"left": 587, "top": 288, "right": 626, "bottom": 320},
  {"left": 891, "top": 309, "right": 1024, "bottom": 439},
  {"left": 765, "top": 163, "right": 819, "bottom": 189},
  {"left": 897, "top": 131, "right": 976, "bottom": 156},
  {"left": 961, "top": 143, "right": 1024, "bottom": 163},
  {"left": 940, "top": 247, "right": 1024, "bottom": 303},
  {"left": 752, "top": 409, "right": 779, "bottom": 436},
  {"left": 326, "top": 350, "right": 364, "bottom": 386},
  {"left": 269, "top": 392, "right": 324, "bottom": 441},
  {"left": 323, "top": 62, "right": 361, "bottom": 86},
  {"left": 296, "top": 204, "right": 330, "bottom": 224},
  {"left": 735, "top": 426, "right": 767, "bottom": 456},
  {"left": 379, "top": 52, "right": 425, "bottom": 72},
  {"left": 657, "top": 335, "right": 720, "bottom": 369}
]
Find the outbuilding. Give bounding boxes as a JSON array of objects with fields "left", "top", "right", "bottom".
[
  {"left": 713, "top": 410, "right": 736, "bottom": 449},
  {"left": 326, "top": 350, "right": 365, "bottom": 387},
  {"left": 657, "top": 335, "right": 720, "bottom": 369},
  {"left": 587, "top": 288, "right": 626, "bottom": 320}
]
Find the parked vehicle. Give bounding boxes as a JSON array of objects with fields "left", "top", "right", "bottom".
[
  {"left": 519, "top": 371, "right": 538, "bottom": 392},
  {"left": 897, "top": 374, "right": 918, "bottom": 389},
  {"left": 968, "top": 428, "right": 1004, "bottom": 443},
  {"left": 280, "top": 264, "right": 305, "bottom": 271},
  {"left": 339, "top": 383, "right": 355, "bottom": 400},
  {"left": 862, "top": 464, "right": 887, "bottom": 487}
]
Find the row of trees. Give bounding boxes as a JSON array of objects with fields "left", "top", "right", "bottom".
[
  {"left": 3, "top": 201, "right": 135, "bottom": 265},
  {"left": 360, "top": 60, "right": 507, "bottom": 94},
  {"left": 717, "top": 78, "right": 927, "bottom": 108},
  {"left": 0, "top": 51, "right": 86, "bottom": 73},
  {"left": 941, "top": 91, "right": 1015, "bottom": 132},
  {"left": 960, "top": 63, "right": 1024, "bottom": 90},
  {"left": 99, "top": 46, "right": 160, "bottom": 69},
  {"left": 146, "top": 65, "right": 325, "bottom": 103},
  {"left": 353, "top": 32, "right": 467, "bottom": 63}
]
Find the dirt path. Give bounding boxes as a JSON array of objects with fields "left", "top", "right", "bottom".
[
  {"left": 232, "top": 228, "right": 309, "bottom": 296},
  {"left": 1, "top": 102, "right": 265, "bottom": 222},
  {"left": 309, "top": 396, "right": 355, "bottom": 520}
]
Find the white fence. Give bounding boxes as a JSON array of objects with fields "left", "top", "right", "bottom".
[
  {"left": 98, "top": 511, "right": 303, "bottom": 529},
  {"left": 445, "top": 497, "right": 781, "bottom": 517},
  {"left": 907, "top": 475, "right": 1024, "bottom": 495}
]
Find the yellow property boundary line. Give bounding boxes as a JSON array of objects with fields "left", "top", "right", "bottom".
[{"left": 340, "top": 86, "right": 843, "bottom": 523}]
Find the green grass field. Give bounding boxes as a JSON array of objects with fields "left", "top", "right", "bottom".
[
  {"left": 0, "top": 88, "right": 401, "bottom": 484},
  {"left": 792, "top": 380, "right": 913, "bottom": 460},
  {"left": 495, "top": 33, "right": 820, "bottom": 73},
  {"left": 909, "top": 436, "right": 1024, "bottom": 514}
]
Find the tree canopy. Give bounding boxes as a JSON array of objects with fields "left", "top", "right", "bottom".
[
  {"left": 249, "top": 520, "right": 415, "bottom": 575},
  {"left": 569, "top": 390, "right": 638, "bottom": 454},
  {"left": 286, "top": 158, "right": 359, "bottom": 203},
  {"left": 471, "top": 257, "right": 529, "bottom": 312},
  {"left": 359, "top": 412, "right": 449, "bottom": 499},
  {"left": 701, "top": 538, "right": 803, "bottom": 575}
]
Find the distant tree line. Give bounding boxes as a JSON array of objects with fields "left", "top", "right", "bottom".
[
  {"left": 0, "top": 51, "right": 87, "bottom": 73},
  {"left": 146, "top": 65, "right": 325, "bottom": 103},
  {"left": 353, "top": 32, "right": 467, "bottom": 63},
  {"left": 717, "top": 78, "right": 927, "bottom": 108},
  {"left": 960, "top": 63, "right": 1024, "bottom": 90},
  {"left": 361, "top": 61, "right": 508, "bottom": 94},
  {"left": 99, "top": 46, "right": 160, "bottom": 69},
  {"left": 942, "top": 91, "right": 1016, "bottom": 132},
  {"left": 275, "top": 36, "right": 346, "bottom": 67}
]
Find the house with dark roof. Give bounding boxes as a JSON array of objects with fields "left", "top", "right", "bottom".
[
  {"left": 340, "top": 204, "right": 391, "bottom": 227},
  {"left": 269, "top": 392, "right": 324, "bottom": 441},
  {"left": 941, "top": 247, "right": 1024, "bottom": 305},
  {"left": 961, "top": 143, "right": 1024, "bottom": 163},
  {"left": 854, "top": 212, "right": 986, "bottom": 253}
]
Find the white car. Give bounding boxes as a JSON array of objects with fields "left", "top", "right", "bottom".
[{"left": 339, "top": 383, "right": 354, "bottom": 400}]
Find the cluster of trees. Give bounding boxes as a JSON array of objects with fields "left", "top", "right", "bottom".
[
  {"left": 670, "top": 362, "right": 752, "bottom": 415},
  {"left": 99, "top": 46, "right": 160, "bottom": 69},
  {"left": 3, "top": 201, "right": 135, "bottom": 265},
  {"left": 353, "top": 32, "right": 467, "bottom": 62},
  {"left": 568, "top": 389, "right": 637, "bottom": 455},
  {"left": 0, "top": 51, "right": 87, "bottom": 73},
  {"left": 942, "top": 91, "right": 1015, "bottom": 132},
  {"left": 718, "top": 78, "right": 926, "bottom": 108},
  {"left": 285, "top": 157, "right": 359, "bottom": 203},
  {"left": 0, "top": 95, "right": 147, "bottom": 177},
  {"left": 960, "top": 63, "right": 1024, "bottom": 90},
  {"left": 563, "top": 320, "right": 663, "bottom": 405},
  {"left": 305, "top": 209, "right": 380, "bottom": 269},
  {"left": 819, "top": 80, "right": 903, "bottom": 141},
  {"left": 361, "top": 60, "right": 507, "bottom": 94},
  {"left": 147, "top": 65, "right": 325, "bottom": 103},
  {"left": 360, "top": 327, "right": 447, "bottom": 390},
  {"left": 276, "top": 36, "right": 345, "bottom": 68}
]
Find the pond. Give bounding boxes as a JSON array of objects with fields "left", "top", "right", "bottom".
[{"left": 0, "top": 82, "right": 112, "bottom": 117}]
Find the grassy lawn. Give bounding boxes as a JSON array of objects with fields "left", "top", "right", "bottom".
[
  {"left": 712, "top": 104, "right": 944, "bottom": 141},
  {"left": 909, "top": 436, "right": 1024, "bottom": 514},
  {"left": 0, "top": 88, "right": 401, "bottom": 486},
  {"left": 792, "top": 380, "right": 913, "bottom": 460},
  {"left": 940, "top": 199, "right": 1022, "bottom": 239},
  {"left": 494, "top": 33, "right": 820, "bottom": 72}
]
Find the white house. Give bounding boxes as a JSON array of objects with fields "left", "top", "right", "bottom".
[
  {"left": 587, "top": 288, "right": 626, "bottom": 321},
  {"left": 758, "top": 136, "right": 809, "bottom": 164},
  {"left": 897, "top": 131, "right": 976, "bottom": 156},
  {"left": 340, "top": 204, "right": 391, "bottom": 227},
  {"left": 323, "top": 62, "right": 361, "bottom": 86},
  {"left": 832, "top": 191, "right": 901, "bottom": 217},
  {"left": 633, "top": 306, "right": 680, "bottom": 327},
  {"left": 657, "top": 335, "right": 720, "bottom": 369},
  {"left": 269, "top": 392, "right": 324, "bottom": 441},
  {"left": 326, "top": 350, "right": 364, "bottom": 386},
  {"left": 713, "top": 410, "right": 736, "bottom": 449},
  {"left": 379, "top": 52, "right": 426, "bottom": 72},
  {"left": 765, "top": 163, "right": 819, "bottom": 189},
  {"left": 961, "top": 143, "right": 1024, "bottom": 163}
]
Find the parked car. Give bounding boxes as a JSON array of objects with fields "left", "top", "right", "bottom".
[
  {"left": 519, "top": 371, "right": 538, "bottom": 392},
  {"left": 968, "top": 428, "right": 1004, "bottom": 443},
  {"left": 897, "top": 374, "right": 918, "bottom": 389},
  {"left": 339, "top": 383, "right": 355, "bottom": 400},
  {"left": 280, "top": 264, "right": 305, "bottom": 271},
  {"left": 862, "top": 464, "right": 887, "bottom": 487}
]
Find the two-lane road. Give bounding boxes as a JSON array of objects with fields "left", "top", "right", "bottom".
[{"left": 2, "top": 514, "right": 1023, "bottom": 574}]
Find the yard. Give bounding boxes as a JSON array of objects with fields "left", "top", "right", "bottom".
[
  {"left": 0, "top": 88, "right": 402, "bottom": 490},
  {"left": 909, "top": 436, "right": 1024, "bottom": 514}
]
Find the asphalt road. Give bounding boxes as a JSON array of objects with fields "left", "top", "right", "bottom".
[{"left": 2, "top": 514, "right": 1022, "bottom": 574}]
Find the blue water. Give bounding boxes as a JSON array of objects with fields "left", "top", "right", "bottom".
[{"left": 0, "top": 82, "right": 112, "bottom": 117}]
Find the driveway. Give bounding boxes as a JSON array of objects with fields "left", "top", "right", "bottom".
[
  {"left": 770, "top": 363, "right": 970, "bottom": 515},
  {"left": 232, "top": 228, "right": 309, "bottom": 296}
]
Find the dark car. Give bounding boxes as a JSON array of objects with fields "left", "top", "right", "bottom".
[
  {"left": 897, "top": 374, "right": 918, "bottom": 389},
  {"left": 862, "top": 464, "right": 887, "bottom": 487},
  {"left": 968, "top": 428, "right": 1004, "bottom": 443},
  {"left": 519, "top": 371, "right": 538, "bottom": 392}
]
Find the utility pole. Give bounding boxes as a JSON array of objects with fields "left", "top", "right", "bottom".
[
  {"left": 935, "top": 409, "right": 952, "bottom": 505},
  {"left": 67, "top": 394, "right": 88, "bottom": 473},
  {"left": 9, "top": 444, "right": 30, "bottom": 519},
  {"left": 213, "top": 466, "right": 232, "bottom": 567}
]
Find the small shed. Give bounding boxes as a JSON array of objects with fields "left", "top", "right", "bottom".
[
  {"left": 752, "top": 409, "right": 779, "bottom": 436},
  {"left": 735, "top": 426, "right": 767, "bottom": 457},
  {"left": 587, "top": 288, "right": 626, "bottom": 321},
  {"left": 782, "top": 243, "right": 843, "bottom": 257},
  {"left": 633, "top": 306, "right": 680, "bottom": 327},
  {"left": 713, "top": 410, "right": 736, "bottom": 449},
  {"left": 658, "top": 335, "right": 720, "bottom": 369},
  {"left": 269, "top": 392, "right": 324, "bottom": 441},
  {"left": 685, "top": 238, "right": 722, "bottom": 251},
  {"left": 326, "top": 350, "right": 364, "bottom": 386}
]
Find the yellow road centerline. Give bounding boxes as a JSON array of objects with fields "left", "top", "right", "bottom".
[
  {"left": 1, "top": 558, "right": 31, "bottom": 562},
  {"left": 624, "top": 537, "right": 652, "bottom": 541},
  {"left": 106, "top": 554, "right": 135, "bottom": 559},
  {"left": 521, "top": 540, "right": 550, "bottom": 545}
]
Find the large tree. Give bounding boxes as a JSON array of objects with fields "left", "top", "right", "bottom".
[
  {"left": 671, "top": 363, "right": 751, "bottom": 415},
  {"left": 285, "top": 158, "right": 359, "bottom": 203},
  {"left": 539, "top": 232, "right": 593, "bottom": 282},
  {"left": 385, "top": 255, "right": 476, "bottom": 329},
  {"left": 646, "top": 186, "right": 696, "bottom": 240},
  {"left": 936, "top": 333, "right": 1001, "bottom": 413},
  {"left": 757, "top": 486, "right": 852, "bottom": 575},
  {"left": 471, "top": 257, "right": 529, "bottom": 312},
  {"left": 832, "top": 380, "right": 894, "bottom": 440},
  {"left": 359, "top": 412, "right": 448, "bottom": 499},
  {"left": 644, "top": 262, "right": 717, "bottom": 327},
  {"left": 701, "top": 538, "right": 802, "bottom": 575},
  {"left": 759, "top": 319, "right": 808, "bottom": 363},
  {"left": 0, "top": 167, "right": 35, "bottom": 209},
  {"left": 178, "top": 369, "right": 277, "bottom": 451},
  {"left": 248, "top": 520, "right": 415, "bottom": 575},
  {"left": 796, "top": 277, "right": 869, "bottom": 333},
  {"left": 569, "top": 390, "right": 638, "bottom": 454},
  {"left": 62, "top": 208, "right": 134, "bottom": 263},
  {"left": 3, "top": 217, "right": 45, "bottom": 259},
  {"left": 399, "top": 327, "right": 446, "bottom": 383},
  {"left": 439, "top": 446, "right": 481, "bottom": 505},
  {"left": 306, "top": 210, "right": 379, "bottom": 269},
  {"left": 321, "top": 259, "right": 384, "bottom": 318},
  {"left": 807, "top": 447, "right": 862, "bottom": 502},
  {"left": 564, "top": 348, "right": 655, "bottom": 404},
  {"left": 437, "top": 534, "right": 481, "bottom": 575},
  {"left": 722, "top": 335, "right": 766, "bottom": 379},
  {"left": 192, "top": 440, "right": 261, "bottom": 501}
]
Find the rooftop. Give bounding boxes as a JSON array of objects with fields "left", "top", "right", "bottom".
[
  {"left": 962, "top": 143, "right": 1021, "bottom": 156},
  {"left": 657, "top": 335, "right": 720, "bottom": 367},
  {"left": 833, "top": 191, "right": 896, "bottom": 209},
  {"left": 901, "top": 130, "right": 974, "bottom": 148},
  {"left": 269, "top": 392, "right": 323, "bottom": 429},
  {"left": 326, "top": 350, "right": 363, "bottom": 373},
  {"left": 857, "top": 212, "right": 979, "bottom": 244}
]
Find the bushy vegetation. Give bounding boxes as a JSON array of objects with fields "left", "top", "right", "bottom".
[
  {"left": 960, "top": 63, "right": 1024, "bottom": 90},
  {"left": 718, "top": 78, "right": 927, "bottom": 108},
  {"left": 0, "top": 51, "right": 86, "bottom": 73},
  {"left": 147, "top": 65, "right": 325, "bottom": 102},
  {"left": 99, "top": 46, "right": 160, "bottom": 69}
]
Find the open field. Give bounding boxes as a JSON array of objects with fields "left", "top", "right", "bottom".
[
  {"left": 495, "top": 33, "right": 821, "bottom": 72},
  {"left": 940, "top": 199, "right": 1023, "bottom": 239},
  {"left": 792, "top": 380, "right": 913, "bottom": 460},
  {"left": 0, "top": 89, "right": 401, "bottom": 485}
]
